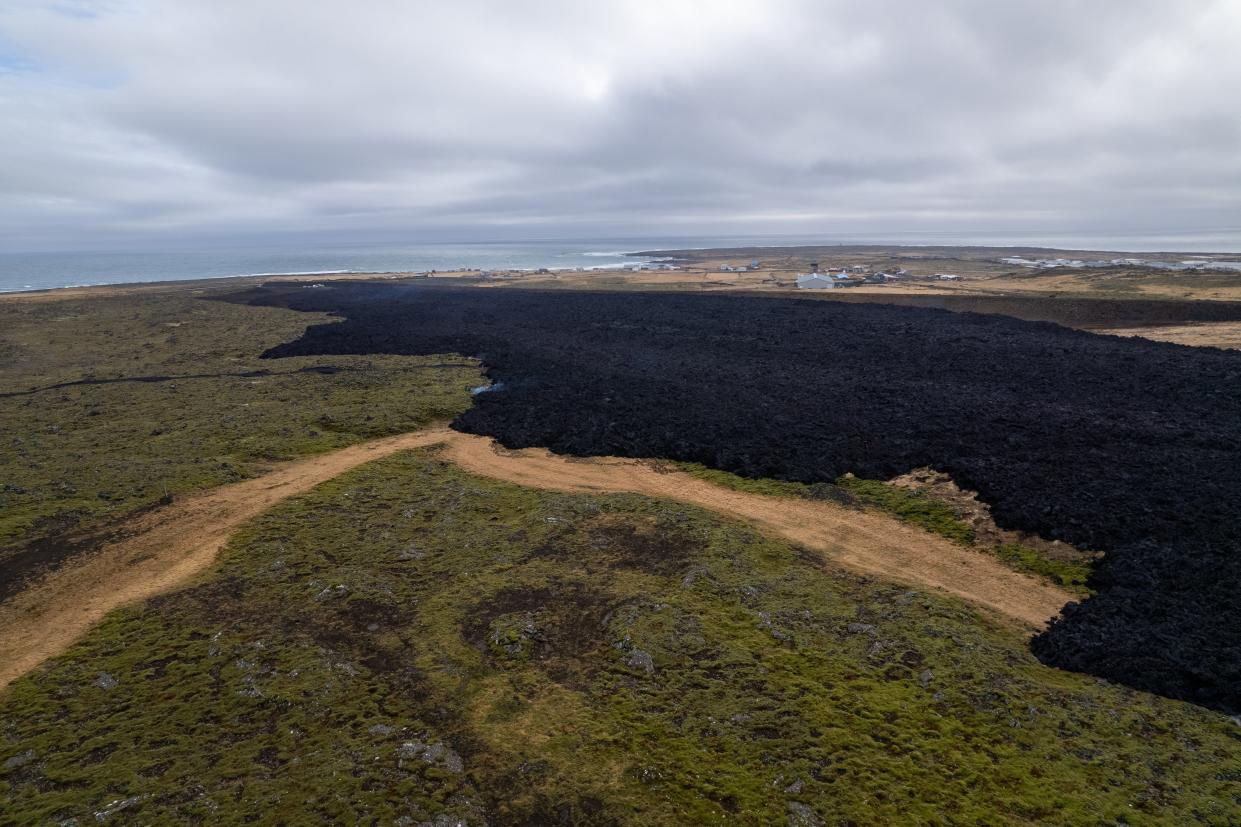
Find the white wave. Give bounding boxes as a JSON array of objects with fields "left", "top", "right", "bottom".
[{"left": 237, "top": 269, "right": 356, "bottom": 277}]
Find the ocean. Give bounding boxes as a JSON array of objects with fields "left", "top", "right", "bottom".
[
  {"left": 0, "top": 240, "right": 663, "bottom": 294},
  {"left": 2, "top": 231, "right": 1239, "bottom": 294}
]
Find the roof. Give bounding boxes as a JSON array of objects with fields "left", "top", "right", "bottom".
[{"left": 796, "top": 273, "right": 836, "bottom": 288}]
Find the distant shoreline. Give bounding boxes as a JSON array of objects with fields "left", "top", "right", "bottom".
[
  {"left": 0, "top": 270, "right": 421, "bottom": 301},
  {"left": 633, "top": 242, "right": 1241, "bottom": 259},
  {"left": 0, "top": 264, "right": 630, "bottom": 300},
  {"left": 4, "top": 242, "right": 1241, "bottom": 303}
]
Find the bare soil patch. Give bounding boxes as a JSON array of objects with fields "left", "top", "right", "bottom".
[{"left": 1097, "top": 321, "right": 1241, "bottom": 350}]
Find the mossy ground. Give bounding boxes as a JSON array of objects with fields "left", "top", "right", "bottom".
[
  {"left": 994, "top": 543, "right": 1093, "bottom": 595},
  {"left": 836, "top": 478, "right": 977, "bottom": 546},
  {"left": 679, "top": 463, "right": 1094, "bottom": 596},
  {"left": 0, "top": 292, "right": 480, "bottom": 562},
  {"left": 2, "top": 450, "right": 1236, "bottom": 825}
]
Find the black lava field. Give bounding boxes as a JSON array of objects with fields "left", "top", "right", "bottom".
[{"left": 239, "top": 283, "right": 1241, "bottom": 713}]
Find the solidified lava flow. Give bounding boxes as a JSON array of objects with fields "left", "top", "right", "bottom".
[{"left": 234, "top": 283, "right": 1241, "bottom": 713}]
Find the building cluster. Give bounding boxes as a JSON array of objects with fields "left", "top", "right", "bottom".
[
  {"left": 720, "top": 260, "right": 762, "bottom": 273},
  {"left": 793, "top": 262, "right": 960, "bottom": 289},
  {"left": 626, "top": 263, "right": 680, "bottom": 273},
  {"left": 1001, "top": 256, "right": 1241, "bottom": 272}
]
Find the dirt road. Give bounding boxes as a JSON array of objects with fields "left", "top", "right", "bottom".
[
  {"left": 0, "top": 428, "right": 1072, "bottom": 691},
  {"left": 0, "top": 429, "right": 452, "bottom": 691}
]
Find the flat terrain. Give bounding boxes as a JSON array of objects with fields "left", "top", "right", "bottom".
[
  {"left": 625, "top": 244, "right": 1241, "bottom": 301},
  {"left": 3, "top": 449, "right": 1236, "bottom": 825},
  {"left": 3, "top": 266, "right": 1240, "bottom": 824},
  {"left": 3, "top": 424, "right": 1071, "bottom": 691},
  {"left": 433, "top": 243, "right": 1241, "bottom": 310},
  {"left": 0, "top": 290, "right": 480, "bottom": 595},
  {"left": 1098, "top": 320, "right": 1241, "bottom": 350},
  {"left": 0, "top": 429, "right": 453, "bottom": 690},
  {"left": 246, "top": 282, "right": 1241, "bottom": 712},
  {"left": 10, "top": 242, "right": 1241, "bottom": 351}
]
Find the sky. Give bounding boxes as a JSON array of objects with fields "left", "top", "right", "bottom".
[{"left": 1, "top": 0, "right": 1239, "bottom": 251}]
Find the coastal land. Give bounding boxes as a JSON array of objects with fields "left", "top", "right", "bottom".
[
  {"left": 2, "top": 245, "right": 1240, "bottom": 824},
  {"left": 10, "top": 242, "right": 1241, "bottom": 348}
]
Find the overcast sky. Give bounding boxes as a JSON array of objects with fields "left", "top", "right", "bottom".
[{"left": 1, "top": 0, "right": 1239, "bottom": 251}]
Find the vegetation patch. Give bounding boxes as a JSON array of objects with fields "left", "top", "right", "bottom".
[
  {"left": 463, "top": 581, "right": 613, "bottom": 678},
  {"left": 2, "top": 451, "right": 1238, "bottom": 824},
  {"left": 995, "top": 543, "right": 1093, "bottom": 595},
  {"left": 837, "top": 477, "right": 976, "bottom": 545},
  {"left": 679, "top": 461, "right": 975, "bottom": 545},
  {"left": 0, "top": 291, "right": 481, "bottom": 590},
  {"left": 674, "top": 462, "right": 823, "bottom": 500},
  {"left": 680, "top": 461, "right": 1093, "bottom": 596},
  {"left": 533, "top": 513, "right": 708, "bottom": 576}
]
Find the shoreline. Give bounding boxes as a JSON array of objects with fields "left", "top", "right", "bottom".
[
  {"left": 0, "top": 270, "right": 424, "bottom": 302},
  {"left": 5, "top": 241, "right": 1241, "bottom": 312},
  {"left": 0, "top": 262, "right": 656, "bottom": 300}
]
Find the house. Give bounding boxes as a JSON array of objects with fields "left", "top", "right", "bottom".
[{"left": 796, "top": 273, "right": 836, "bottom": 289}]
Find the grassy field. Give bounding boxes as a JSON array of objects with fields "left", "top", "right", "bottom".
[
  {"left": 1, "top": 286, "right": 1235, "bottom": 824},
  {"left": 0, "top": 291, "right": 481, "bottom": 584},
  {"left": 2, "top": 449, "right": 1237, "bottom": 824}
]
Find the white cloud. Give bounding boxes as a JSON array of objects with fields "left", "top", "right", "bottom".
[{"left": 0, "top": 0, "right": 1237, "bottom": 248}]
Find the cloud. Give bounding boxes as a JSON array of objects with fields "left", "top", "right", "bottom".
[{"left": 0, "top": 0, "right": 1238, "bottom": 248}]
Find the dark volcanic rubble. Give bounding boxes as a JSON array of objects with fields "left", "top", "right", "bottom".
[{"left": 235, "top": 283, "right": 1241, "bottom": 712}]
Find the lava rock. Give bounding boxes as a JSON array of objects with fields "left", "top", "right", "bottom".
[{"left": 237, "top": 283, "right": 1241, "bottom": 713}]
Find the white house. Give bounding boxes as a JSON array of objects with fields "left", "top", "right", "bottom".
[{"left": 796, "top": 273, "right": 836, "bottom": 289}]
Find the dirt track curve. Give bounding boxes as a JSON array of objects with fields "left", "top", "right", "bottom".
[{"left": 0, "top": 427, "right": 1072, "bottom": 691}]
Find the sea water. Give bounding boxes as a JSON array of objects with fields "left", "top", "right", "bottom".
[
  {"left": 0, "top": 240, "right": 662, "bottom": 293},
  {"left": 2, "top": 231, "right": 1239, "bottom": 294}
]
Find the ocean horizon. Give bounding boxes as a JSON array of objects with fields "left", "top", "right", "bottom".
[{"left": 3, "top": 231, "right": 1240, "bottom": 294}]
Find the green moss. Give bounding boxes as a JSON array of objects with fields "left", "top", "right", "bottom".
[
  {"left": 676, "top": 461, "right": 818, "bottom": 499},
  {"left": 838, "top": 477, "right": 978, "bottom": 545},
  {"left": 995, "top": 543, "right": 1094, "bottom": 596},
  {"left": 679, "top": 464, "right": 1096, "bottom": 594},
  {"left": 678, "top": 463, "right": 976, "bottom": 546},
  {"left": 0, "top": 292, "right": 482, "bottom": 553},
  {"left": 1, "top": 451, "right": 1235, "bottom": 824}
]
